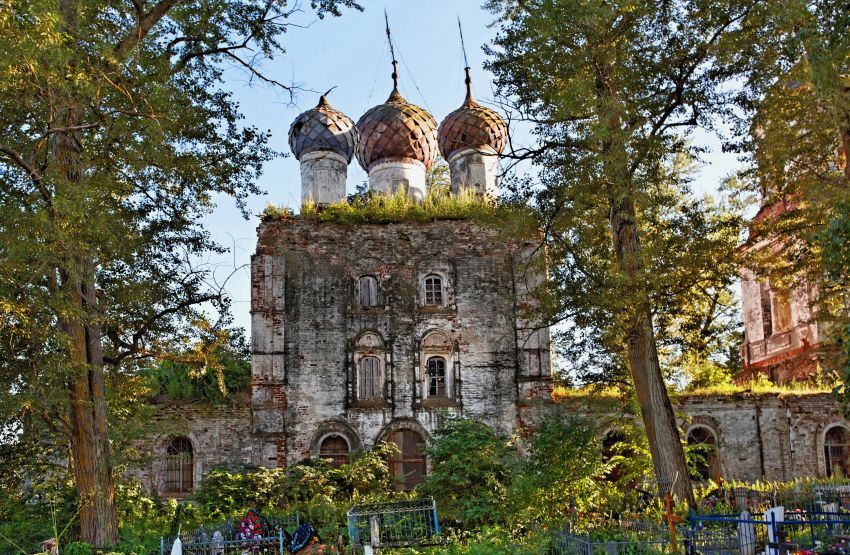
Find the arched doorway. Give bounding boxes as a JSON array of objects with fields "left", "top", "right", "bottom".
[
  {"left": 686, "top": 426, "right": 720, "bottom": 482},
  {"left": 319, "top": 434, "right": 350, "bottom": 467},
  {"left": 385, "top": 429, "right": 426, "bottom": 491},
  {"left": 824, "top": 426, "right": 850, "bottom": 478}
]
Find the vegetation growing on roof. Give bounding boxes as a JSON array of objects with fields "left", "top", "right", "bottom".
[{"left": 262, "top": 186, "right": 536, "bottom": 231}]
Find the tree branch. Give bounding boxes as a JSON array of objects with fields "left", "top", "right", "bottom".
[{"left": 115, "top": 0, "right": 184, "bottom": 58}]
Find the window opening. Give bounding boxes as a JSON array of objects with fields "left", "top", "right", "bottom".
[
  {"left": 427, "top": 357, "right": 447, "bottom": 397},
  {"left": 164, "top": 437, "right": 193, "bottom": 494},
  {"left": 825, "top": 426, "right": 850, "bottom": 478},
  {"left": 424, "top": 275, "right": 443, "bottom": 306},
  {"left": 358, "top": 356, "right": 382, "bottom": 400},
  {"left": 358, "top": 276, "right": 379, "bottom": 307}
]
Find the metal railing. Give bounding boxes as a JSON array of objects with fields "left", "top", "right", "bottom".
[
  {"left": 160, "top": 514, "right": 300, "bottom": 555},
  {"left": 690, "top": 510, "right": 850, "bottom": 555},
  {"left": 346, "top": 497, "right": 441, "bottom": 548},
  {"left": 552, "top": 521, "right": 672, "bottom": 555}
]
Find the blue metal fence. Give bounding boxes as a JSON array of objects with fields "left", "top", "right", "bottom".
[
  {"left": 551, "top": 521, "right": 672, "bottom": 555},
  {"left": 691, "top": 509, "right": 850, "bottom": 555},
  {"left": 346, "top": 497, "right": 442, "bottom": 548}
]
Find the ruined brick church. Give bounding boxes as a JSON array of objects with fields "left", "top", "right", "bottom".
[{"left": 136, "top": 62, "right": 850, "bottom": 499}]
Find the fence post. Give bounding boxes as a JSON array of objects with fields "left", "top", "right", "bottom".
[
  {"left": 160, "top": 537, "right": 164, "bottom": 555},
  {"left": 431, "top": 498, "right": 440, "bottom": 535},
  {"left": 279, "top": 527, "right": 284, "bottom": 555}
]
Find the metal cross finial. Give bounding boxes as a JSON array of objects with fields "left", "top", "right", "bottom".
[
  {"left": 457, "top": 16, "right": 474, "bottom": 103},
  {"left": 385, "top": 9, "right": 399, "bottom": 91}
]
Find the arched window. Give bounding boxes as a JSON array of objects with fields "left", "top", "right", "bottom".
[
  {"left": 427, "top": 357, "right": 447, "bottom": 397},
  {"left": 358, "top": 356, "right": 382, "bottom": 400},
  {"left": 424, "top": 274, "right": 443, "bottom": 306},
  {"left": 772, "top": 290, "right": 793, "bottom": 333},
  {"left": 385, "top": 429, "right": 426, "bottom": 491},
  {"left": 358, "top": 276, "right": 379, "bottom": 307},
  {"left": 825, "top": 426, "right": 850, "bottom": 478},
  {"left": 602, "top": 430, "right": 633, "bottom": 483},
  {"left": 164, "top": 437, "right": 193, "bottom": 495},
  {"left": 319, "top": 435, "right": 350, "bottom": 468},
  {"left": 686, "top": 426, "right": 720, "bottom": 482}
]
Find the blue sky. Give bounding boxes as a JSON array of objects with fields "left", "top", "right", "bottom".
[{"left": 202, "top": 1, "right": 742, "bottom": 335}]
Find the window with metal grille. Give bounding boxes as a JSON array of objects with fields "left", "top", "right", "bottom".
[
  {"left": 164, "top": 437, "right": 193, "bottom": 494},
  {"left": 424, "top": 275, "right": 443, "bottom": 306},
  {"left": 358, "top": 276, "right": 379, "bottom": 307},
  {"left": 427, "top": 357, "right": 447, "bottom": 397},
  {"left": 358, "top": 356, "right": 382, "bottom": 400},
  {"left": 319, "top": 435, "right": 350, "bottom": 468},
  {"left": 825, "top": 426, "right": 850, "bottom": 478}
]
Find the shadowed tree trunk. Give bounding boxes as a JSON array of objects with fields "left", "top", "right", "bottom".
[{"left": 595, "top": 60, "right": 694, "bottom": 505}]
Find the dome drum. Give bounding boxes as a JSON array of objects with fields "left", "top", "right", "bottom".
[
  {"left": 368, "top": 159, "right": 428, "bottom": 201},
  {"left": 299, "top": 150, "right": 349, "bottom": 206},
  {"left": 437, "top": 69, "right": 508, "bottom": 197},
  {"left": 447, "top": 147, "right": 500, "bottom": 197}
]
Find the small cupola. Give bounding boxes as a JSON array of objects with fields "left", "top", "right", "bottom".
[
  {"left": 437, "top": 68, "right": 507, "bottom": 196},
  {"left": 289, "top": 94, "right": 356, "bottom": 207}
]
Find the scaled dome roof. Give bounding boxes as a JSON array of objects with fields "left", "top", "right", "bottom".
[
  {"left": 288, "top": 95, "right": 357, "bottom": 162},
  {"left": 355, "top": 87, "right": 439, "bottom": 171},
  {"left": 438, "top": 70, "right": 507, "bottom": 160}
]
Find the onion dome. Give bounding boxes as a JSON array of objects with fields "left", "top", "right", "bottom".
[
  {"left": 288, "top": 95, "right": 357, "bottom": 162},
  {"left": 438, "top": 68, "right": 508, "bottom": 160},
  {"left": 355, "top": 70, "right": 438, "bottom": 171}
]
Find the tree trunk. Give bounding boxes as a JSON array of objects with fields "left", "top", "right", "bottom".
[
  {"left": 64, "top": 277, "right": 120, "bottom": 545},
  {"left": 609, "top": 195, "right": 695, "bottom": 505},
  {"left": 51, "top": 6, "right": 120, "bottom": 533},
  {"left": 595, "top": 62, "right": 694, "bottom": 505}
]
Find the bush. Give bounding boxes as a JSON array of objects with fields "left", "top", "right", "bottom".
[
  {"left": 508, "top": 413, "right": 611, "bottom": 529},
  {"left": 419, "top": 419, "right": 517, "bottom": 528}
]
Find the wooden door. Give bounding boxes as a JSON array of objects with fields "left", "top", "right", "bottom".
[{"left": 386, "top": 429, "right": 426, "bottom": 491}]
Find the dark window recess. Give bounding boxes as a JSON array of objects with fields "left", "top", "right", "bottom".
[
  {"left": 760, "top": 282, "right": 773, "bottom": 338},
  {"left": 686, "top": 427, "right": 720, "bottom": 482},
  {"left": 424, "top": 275, "right": 443, "bottom": 306},
  {"left": 319, "top": 435, "right": 350, "bottom": 468},
  {"left": 602, "top": 430, "right": 634, "bottom": 483},
  {"left": 427, "top": 357, "right": 447, "bottom": 397},
  {"left": 358, "top": 276, "right": 379, "bottom": 307},
  {"left": 358, "top": 356, "right": 382, "bottom": 400},
  {"left": 825, "top": 426, "right": 850, "bottom": 478},
  {"left": 386, "top": 429, "right": 426, "bottom": 491},
  {"left": 164, "top": 437, "right": 193, "bottom": 494}
]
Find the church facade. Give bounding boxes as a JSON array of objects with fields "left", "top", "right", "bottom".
[{"left": 132, "top": 64, "right": 850, "bottom": 499}]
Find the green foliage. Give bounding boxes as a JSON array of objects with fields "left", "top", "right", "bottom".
[
  {"left": 190, "top": 443, "right": 401, "bottom": 540},
  {"left": 419, "top": 419, "right": 518, "bottom": 527},
  {"left": 821, "top": 200, "right": 850, "bottom": 407},
  {"left": 0, "top": 0, "right": 360, "bottom": 542},
  {"left": 387, "top": 525, "right": 552, "bottom": 554},
  {"left": 142, "top": 329, "right": 251, "bottom": 402},
  {"left": 729, "top": 1, "right": 850, "bottom": 392},
  {"left": 0, "top": 476, "right": 79, "bottom": 555},
  {"left": 509, "top": 414, "right": 610, "bottom": 528}
]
